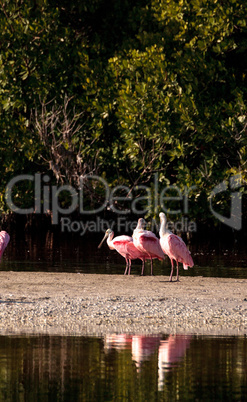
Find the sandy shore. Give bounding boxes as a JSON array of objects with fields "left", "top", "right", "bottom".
[{"left": 0, "top": 272, "right": 246, "bottom": 336}]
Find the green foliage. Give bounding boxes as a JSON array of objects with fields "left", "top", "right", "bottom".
[
  {"left": 106, "top": 0, "right": 247, "bottom": 219},
  {"left": 0, "top": 0, "right": 246, "bottom": 225}
]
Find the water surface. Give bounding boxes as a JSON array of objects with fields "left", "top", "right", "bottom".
[
  {"left": 0, "top": 334, "right": 246, "bottom": 401},
  {"left": 1, "top": 232, "right": 247, "bottom": 400},
  {"left": 1, "top": 231, "right": 247, "bottom": 278}
]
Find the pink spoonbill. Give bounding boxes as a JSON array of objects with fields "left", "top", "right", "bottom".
[
  {"left": 133, "top": 218, "right": 165, "bottom": 275},
  {"left": 98, "top": 229, "right": 145, "bottom": 275},
  {"left": 159, "top": 212, "right": 194, "bottom": 281},
  {"left": 0, "top": 231, "right": 10, "bottom": 262}
]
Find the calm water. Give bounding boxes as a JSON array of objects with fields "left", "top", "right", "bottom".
[
  {"left": 1, "top": 232, "right": 247, "bottom": 401},
  {"left": 1, "top": 231, "right": 247, "bottom": 278},
  {"left": 0, "top": 334, "right": 246, "bottom": 401}
]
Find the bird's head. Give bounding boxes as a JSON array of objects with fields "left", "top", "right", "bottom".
[
  {"left": 138, "top": 218, "right": 146, "bottom": 229},
  {"left": 98, "top": 228, "right": 114, "bottom": 248},
  {"left": 159, "top": 212, "right": 166, "bottom": 221}
]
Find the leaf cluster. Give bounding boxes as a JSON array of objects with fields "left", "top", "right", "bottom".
[{"left": 0, "top": 0, "right": 246, "bottom": 225}]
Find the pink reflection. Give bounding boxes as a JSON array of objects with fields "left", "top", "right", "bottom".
[
  {"left": 105, "top": 334, "right": 132, "bottom": 351},
  {"left": 131, "top": 335, "right": 161, "bottom": 369},
  {"left": 158, "top": 335, "right": 191, "bottom": 389},
  {"left": 104, "top": 333, "right": 191, "bottom": 389}
]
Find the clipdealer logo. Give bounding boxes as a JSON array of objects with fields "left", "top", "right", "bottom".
[
  {"left": 4, "top": 173, "right": 195, "bottom": 222},
  {"left": 4, "top": 173, "right": 245, "bottom": 234},
  {"left": 209, "top": 174, "right": 244, "bottom": 230}
]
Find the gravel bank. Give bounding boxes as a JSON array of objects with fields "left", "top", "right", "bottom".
[{"left": 0, "top": 272, "right": 246, "bottom": 336}]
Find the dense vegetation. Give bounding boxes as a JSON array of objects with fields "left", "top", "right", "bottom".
[{"left": 0, "top": 0, "right": 246, "bottom": 230}]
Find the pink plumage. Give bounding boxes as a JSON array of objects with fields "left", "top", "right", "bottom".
[
  {"left": 0, "top": 231, "right": 10, "bottom": 261},
  {"left": 164, "top": 234, "right": 194, "bottom": 270},
  {"left": 137, "top": 232, "right": 165, "bottom": 260},
  {"left": 112, "top": 235, "right": 145, "bottom": 264},
  {"left": 98, "top": 229, "right": 145, "bottom": 275},
  {"left": 133, "top": 218, "right": 165, "bottom": 275},
  {"left": 159, "top": 213, "right": 194, "bottom": 281}
]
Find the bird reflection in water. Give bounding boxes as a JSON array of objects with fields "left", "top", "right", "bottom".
[{"left": 104, "top": 333, "right": 191, "bottom": 390}]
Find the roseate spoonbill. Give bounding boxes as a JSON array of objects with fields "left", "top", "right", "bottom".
[
  {"left": 133, "top": 218, "right": 165, "bottom": 275},
  {"left": 132, "top": 335, "right": 161, "bottom": 370},
  {"left": 158, "top": 335, "right": 191, "bottom": 390},
  {"left": 98, "top": 229, "right": 145, "bottom": 275},
  {"left": 0, "top": 231, "right": 10, "bottom": 261},
  {"left": 159, "top": 212, "right": 194, "bottom": 281}
]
